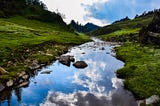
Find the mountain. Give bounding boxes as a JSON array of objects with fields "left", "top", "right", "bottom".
[
  {"left": 84, "top": 23, "right": 100, "bottom": 32},
  {"left": 69, "top": 20, "right": 100, "bottom": 33},
  {"left": 87, "top": 10, "right": 156, "bottom": 37}
]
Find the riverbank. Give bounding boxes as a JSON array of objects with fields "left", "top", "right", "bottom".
[
  {"left": 115, "top": 42, "right": 160, "bottom": 104},
  {"left": 0, "top": 16, "right": 90, "bottom": 89}
]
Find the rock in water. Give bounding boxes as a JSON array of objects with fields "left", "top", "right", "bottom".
[
  {"left": 0, "top": 67, "right": 8, "bottom": 75},
  {"left": 59, "top": 55, "right": 75, "bottom": 66},
  {"left": 41, "top": 70, "right": 52, "bottom": 74},
  {"left": 17, "top": 81, "right": 29, "bottom": 88},
  {"left": 73, "top": 61, "right": 88, "bottom": 69}
]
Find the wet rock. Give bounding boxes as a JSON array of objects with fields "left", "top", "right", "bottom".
[
  {"left": 59, "top": 55, "right": 75, "bottom": 66},
  {"left": 146, "top": 95, "right": 160, "bottom": 105},
  {"left": 0, "top": 83, "right": 5, "bottom": 92},
  {"left": 69, "top": 56, "right": 75, "bottom": 62},
  {"left": 22, "top": 75, "right": 29, "bottom": 80},
  {"left": 73, "top": 61, "right": 88, "bottom": 69},
  {"left": 106, "top": 52, "right": 110, "bottom": 54},
  {"left": 99, "top": 47, "right": 105, "bottom": 50},
  {"left": 41, "top": 70, "right": 52, "bottom": 74},
  {"left": 0, "top": 67, "right": 8, "bottom": 75},
  {"left": 6, "top": 80, "right": 14, "bottom": 87},
  {"left": 17, "top": 81, "right": 29, "bottom": 88}
]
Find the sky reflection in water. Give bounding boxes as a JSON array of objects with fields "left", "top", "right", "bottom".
[{"left": 0, "top": 38, "right": 138, "bottom": 106}]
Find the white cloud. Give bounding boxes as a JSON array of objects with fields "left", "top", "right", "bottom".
[{"left": 41, "top": 0, "right": 109, "bottom": 26}]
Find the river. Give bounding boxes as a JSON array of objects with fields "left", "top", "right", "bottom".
[{"left": 0, "top": 38, "right": 138, "bottom": 106}]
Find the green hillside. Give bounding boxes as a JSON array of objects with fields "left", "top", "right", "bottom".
[
  {"left": 0, "top": 16, "right": 90, "bottom": 81},
  {"left": 88, "top": 13, "right": 154, "bottom": 41}
]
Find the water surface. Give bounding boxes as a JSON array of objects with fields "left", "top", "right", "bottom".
[{"left": 0, "top": 38, "right": 137, "bottom": 106}]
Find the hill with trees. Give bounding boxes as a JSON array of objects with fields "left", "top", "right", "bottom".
[{"left": 87, "top": 9, "right": 158, "bottom": 39}]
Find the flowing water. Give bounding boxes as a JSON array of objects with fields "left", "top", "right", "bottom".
[{"left": 0, "top": 38, "right": 138, "bottom": 106}]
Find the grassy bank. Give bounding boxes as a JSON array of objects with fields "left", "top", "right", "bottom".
[
  {"left": 100, "top": 28, "right": 140, "bottom": 42},
  {"left": 116, "top": 42, "right": 160, "bottom": 99},
  {"left": 0, "top": 16, "right": 90, "bottom": 82}
]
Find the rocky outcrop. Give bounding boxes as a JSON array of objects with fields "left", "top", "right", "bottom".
[
  {"left": 73, "top": 61, "right": 88, "bottom": 69},
  {"left": 58, "top": 55, "right": 75, "bottom": 66}
]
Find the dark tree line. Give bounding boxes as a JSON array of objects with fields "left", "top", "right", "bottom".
[
  {"left": 113, "top": 16, "right": 130, "bottom": 24},
  {"left": 139, "top": 9, "right": 160, "bottom": 44},
  {"left": 135, "top": 9, "right": 160, "bottom": 19},
  {"left": 0, "top": 0, "right": 66, "bottom": 25}
]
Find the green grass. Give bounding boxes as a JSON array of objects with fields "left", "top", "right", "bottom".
[
  {"left": 100, "top": 28, "right": 140, "bottom": 41},
  {"left": 116, "top": 42, "right": 160, "bottom": 99},
  {"left": 0, "top": 16, "right": 90, "bottom": 81}
]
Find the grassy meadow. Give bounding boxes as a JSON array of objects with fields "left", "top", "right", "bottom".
[{"left": 0, "top": 16, "right": 90, "bottom": 81}]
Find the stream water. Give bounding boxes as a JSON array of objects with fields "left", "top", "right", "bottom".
[{"left": 0, "top": 38, "right": 138, "bottom": 106}]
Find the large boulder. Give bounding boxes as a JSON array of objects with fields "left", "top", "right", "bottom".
[
  {"left": 58, "top": 55, "right": 75, "bottom": 66},
  {"left": 73, "top": 61, "right": 88, "bottom": 69}
]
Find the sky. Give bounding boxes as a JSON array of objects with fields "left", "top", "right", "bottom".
[{"left": 42, "top": 0, "right": 160, "bottom": 26}]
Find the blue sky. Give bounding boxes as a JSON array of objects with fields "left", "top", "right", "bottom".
[{"left": 42, "top": 0, "right": 160, "bottom": 26}]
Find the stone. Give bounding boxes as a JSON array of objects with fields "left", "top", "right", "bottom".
[
  {"left": 69, "top": 56, "right": 75, "bottom": 62},
  {"left": 99, "top": 47, "right": 105, "bottom": 50},
  {"left": 106, "top": 52, "right": 110, "bottom": 54},
  {"left": 18, "top": 71, "right": 26, "bottom": 77},
  {"left": 22, "top": 75, "right": 29, "bottom": 80},
  {"left": 0, "top": 67, "right": 8, "bottom": 75},
  {"left": 17, "top": 81, "right": 29, "bottom": 88},
  {"left": 73, "top": 61, "right": 88, "bottom": 69},
  {"left": 29, "top": 60, "right": 40, "bottom": 69},
  {"left": 41, "top": 70, "right": 52, "bottom": 74},
  {"left": 6, "top": 80, "right": 14, "bottom": 87},
  {"left": 146, "top": 95, "right": 160, "bottom": 105},
  {"left": 59, "top": 55, "right": 75, "bottom": 66},
  {"left": 0, "top": 83, "right": 5, "bottom": 92}
]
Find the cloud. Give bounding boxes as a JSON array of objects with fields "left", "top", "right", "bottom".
[
  {"left": 42, "top": 0, "right": 160, "bottom": 26},
  {"left": 41, "top": 0, "right": 109, "bottom": 26},
  {"left": 39, "top": 78, "right": 137, "bottom": 106},
  {"left": 83, "top": 0, "right": 160, "bottom": 23}
]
